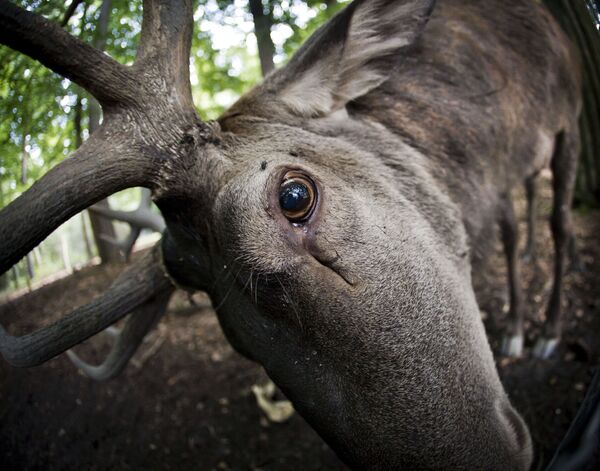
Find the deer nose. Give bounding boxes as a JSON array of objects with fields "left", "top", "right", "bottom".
[{"left": 495, "top": 398, "right": 533, "bottom": 470}]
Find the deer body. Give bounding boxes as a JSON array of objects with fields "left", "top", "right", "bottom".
[
  {"left": 355, "top": 1, "right": 579, "bottom": 254},
  {"left": 348, "top": 0, "right": 582, "bottom": 359},
  {"left": 0, "top": 0, "right": 582, "bottom": 469},
  {"left": 189, "top": 0, "right": 577, "bottom": 467}
]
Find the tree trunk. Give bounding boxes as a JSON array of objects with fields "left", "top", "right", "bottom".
[
  {"left": 10, "top": 266, "right": 19, "bottom": 290},
  {"left": 73, "top": 96, "right": 95, "bottom": 261},
  {"left": 0, "top": 174, "right": 7, "bottom": 291},
  {"left": 33, "top": 246, "right": 42, "bottom": 267},
  {"left": 249, "top": 0, "right": 275, "bottom": 77},
  {"left": 0, "top": 177, "right": 3, "bottom": 207},
  {"left": 85, "top": 0, "right": 122, "bottom": 263},
  {"left": 20, "top": 133, "right": 28, "bottom": 184},
  {"left": 60, "top": 233, "right": 72, "bottom": 273},
  {"left": 25, "top": 253, "right": 34, "bottom": 279},
  {"left": 61, "top": 0, "right": 84, "bottom": 27},
  {"left": 81, "top": 212, "right": 94, "bottom": 260},
  {"left": 87, "top": 182, "right": 120, "bottom": 261},
  {"left": 21, "top": 132, "right": 34, "bottom": 289}
]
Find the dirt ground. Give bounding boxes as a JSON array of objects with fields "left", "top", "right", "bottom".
[{"left": 0, "top": 176, "right": 599, "bottom": 471}]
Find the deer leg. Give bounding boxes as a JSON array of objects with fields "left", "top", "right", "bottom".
[
  {"left": 533, "top": 131, "right": 579, "bottom": 359},
  {"left": 568, "top": 226, "right": 584, "bottom": 272},
  {"left": 522, "top": 174, "right": 538, "bottom": 264},
  {"left": 499, "top": 195, "right": 525, "bottom": 357}
]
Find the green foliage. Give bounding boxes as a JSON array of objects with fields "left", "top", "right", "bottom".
[
  {"left": 275, "top": 0, "right": 347, "bottom": 59},
  {"left": 0, "top": 45, "right": 75, "bottom": 206},
  {"left": 189, "top": 0, "right": 348, "bottom": 118},
  {"left": 0, "top": 0, "right": 144, "bottom": 207},
  {"left": 191, "top": 1, "right": 262, "bottom": 118}
]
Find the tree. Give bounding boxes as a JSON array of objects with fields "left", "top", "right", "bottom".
[
  {"left": 248, "top": 1, "right": 341, "bottom": 78},
  {"left": 249, "top": 0, "right": 275, "bottom": 76}
]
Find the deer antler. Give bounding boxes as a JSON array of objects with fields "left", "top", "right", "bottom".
[
  {"left": 0, "top": 0, "right": 202, "bottom": 372},
  {"left": 0, "top": 132, "right": 160, "bottom": 274},
  {"left": 0, "top": 0, "right": 198, "bottom": 273},
  {"left": 66, "top": 287, "right": 173, "bottom": 381},
  {"left": 89, "top": 190, "right": 166, "bottom": 233},
  {"left": 0, "top": 245, "right": 173, "bottom": 368},
  {"left": 0, "top": 0, "right": 135, "bottom": 106}
]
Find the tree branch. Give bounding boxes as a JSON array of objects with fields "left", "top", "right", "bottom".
[
  {"left": 0, "top": 244, "right": 173, "bottom": 368},
  {"left": 0, "top": 0, "right": 134, "bottom": 105},
  {"left": 0, "top": 128, "right": 160, "bottom": 275},
  {"left": 61, "top": 0, "right": 84, "bottom": 27}
]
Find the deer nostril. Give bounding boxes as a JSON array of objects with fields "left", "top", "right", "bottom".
[{"left": 495, "top": 399, "right": 533, "bottom": 470}]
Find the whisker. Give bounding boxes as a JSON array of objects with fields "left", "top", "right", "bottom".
[
  {"left": 254, "top": 273, "right": 260, "bottom": 305},
  {"left": 210, "top": 261, "right": 234, "bottom": 291},
  {"left": 275, "top": 274, "right": 303, "bottom": 330},
  {"left": 214, "top": 264, "right": 245, "bottom": 311}
]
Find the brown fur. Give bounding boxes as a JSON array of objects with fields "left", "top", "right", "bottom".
[{"left": 160, "top": 0, "right": 581, "bottom": 468}]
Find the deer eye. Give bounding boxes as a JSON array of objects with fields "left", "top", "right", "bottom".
[{"left": 279, "top": 173, "right": 317, "bottom": 222}]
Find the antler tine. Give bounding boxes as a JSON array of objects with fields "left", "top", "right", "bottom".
[
  {"left": 140, "top": 187, "right": 154, "bottom": 207},
  {"left": 0, "top": 0, "right": 136, "bottom": 106},
  {"left": 89, "top": 204, "right": 166, "bottom": 233},
  {"left": 0, "top": 244, "right": 173, "bottom": 368},
  {"left": 0, "top": 133, "right": 159, "bottom": 275},
  {"left": 115, "top": 227, "right": 143, "bottom": 261},
  {"left": 135, "top": 0, "right": 195, "bottom": 108},
  {"left": 67, "top": 287, "right": 173, "bottom": 381},
  {"left": 98, "top": 227, "right": 143, "bottom": 261}
]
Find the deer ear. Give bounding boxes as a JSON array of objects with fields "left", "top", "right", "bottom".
[{"left": 270, "top": 0, "right": 436, "bottom": 117}]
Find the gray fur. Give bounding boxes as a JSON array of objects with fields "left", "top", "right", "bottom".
[{"left": 160, "top": 0, "right": 581, "bottom": 468}]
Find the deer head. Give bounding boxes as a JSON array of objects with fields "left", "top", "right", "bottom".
[{"left": 0, "top": 0, "right": 532, "bottom": 469}]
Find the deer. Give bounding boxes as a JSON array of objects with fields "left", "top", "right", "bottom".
[{"left": 0, "top": 0, "right": 585, "bottom": 469}]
